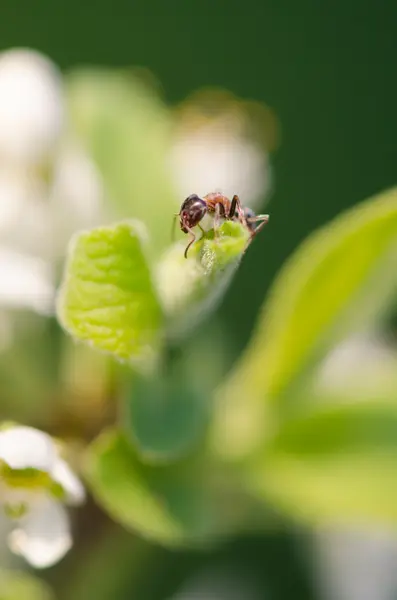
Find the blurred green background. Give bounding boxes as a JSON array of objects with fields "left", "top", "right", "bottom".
[
  {"left": 3, "top": 0, "right": 397, "bottom": 350},
  {"left": 0, "top": 1, "right": 396, "bottom": 599}
]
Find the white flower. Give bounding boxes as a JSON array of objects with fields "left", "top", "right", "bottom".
[
  {"left": 169, "top": 126, "right": 270, "bottom": 211},
  {"left": 168, "top": 91, "right": 277, "bottom": 211},
  {"left": 0, "top": 169, "right": 51, "bottom": 255},
  {"left": 0, "top": 143, "right": 105, "bottom": 334},
  {"left": 312, "top": 526, "right": 397, "bottom": 600},
  {"left": 0, "top": 48, "right": 64, "bottom": 167},
  {"left": 49, "top": 140, "right": 106, "bottom": 259},
  {"left": 0, "top": 425, "right": 85, "bottom": 569},
  {"left": 0, "top": 247, "right": 54, "bottom": 315},
  {"left": 0, "top": 51, "right": 105, "bottom": 336},
  {"left": 315, "top": 332, "right": 397, "bottom": 400}
]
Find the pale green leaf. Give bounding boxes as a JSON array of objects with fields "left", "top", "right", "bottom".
[{"left": 57, "top": 222, "right": 162, "bottom": 366}]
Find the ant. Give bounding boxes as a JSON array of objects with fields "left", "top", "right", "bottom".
[{"left": 174, "top": 192, "right": 269, "bottom": 258}]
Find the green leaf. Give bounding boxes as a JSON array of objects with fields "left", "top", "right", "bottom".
[
  {"left": 247, "top": 187, "right": 397, "bottom": 398},
  {"left": 0, "top": 570, "right": 54, "bottom": 600},
  {"left": 156, "top": 220, "right": 250, "bottom": 339},
  {"left": 85, "top": 429, "right": 230, "bottom": 546},
  {"left": 57, "top": 222, "right": 163, "bottom": 366},
  {"left": 124, "top": 372, "right": 209, "bottom": 462},
  {"left": 212, "top": 188, "right": 397, "bottom": 457},
  {"left": 66, "top": 69, "right": 177, "bottom": 256},
  {"left": 248, "top": 402, "right": 397, "bottom": 525}
]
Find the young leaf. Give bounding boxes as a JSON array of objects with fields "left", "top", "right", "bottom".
[
  {"left": 214, "top": 187, "right": 397, "bottom": 453},
  {"left": 156, "top": 220, "right": 250, "bottom": 339},
  {"left": 248, "top": 402, "right": 397, "bottom": 525},
  {"left": 57, "top": 222, "right": 163, "bottom": 367},
  {"left": 85, "top": 429, "right": 229, "bottom": 546}
]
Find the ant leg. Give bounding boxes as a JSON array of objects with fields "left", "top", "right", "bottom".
[
  {"left": 184, "top": 228, "right": 196, "bottom": 258},
  {"left": 247, "top": 214, "right": 270, "bottom": 238},
  {"left": 230, "top": 194, "right": 249, "bottom": 230},
  {"left": 243, "top": 215, "right": 269, "bottom": 253},
  {"left": 184, "top": 225, "right": 206, "bottom": 259},
  {"left": 228, "top": 195, "right": 238, "bottom": 219},
  {"left": 213, "top": 203, "right": 223, "bottom": 239}
]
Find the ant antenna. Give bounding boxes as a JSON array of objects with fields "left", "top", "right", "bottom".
[{"left": 171, "top": 213, "right": 179, "bottom": 242}]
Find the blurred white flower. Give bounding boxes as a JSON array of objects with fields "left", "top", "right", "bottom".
[
  {"left": 168, "top": 91, "right": 277, "bottom": 212},
  {"left": 0, "top": 170, "right": 26, "bottom": 234},
  {"left": 0, "top": 49, "right": 64, "bottom": 167},
  {"left": 312, "top": 526, "right": 397, "bottom": 600},
  {"left": 0, "top": 170, "right": 52, "bottom": 258},
  {"left": 170, "top": 125, "right": 270, "bottom": 211},
  {"left": 0, "top": 50, "right": 101, "bottom": 337},
  {"left": 0, "top": 135, "right": 105, "bottom": 341},
  {"left": 0, "top": 425, "right": 85, "bottom": 569},
  {"left": 49, "top": 140, "right": 106, "bottom": 258},
  {"left": 315, "top": 332, "right": 397, "bottom": 400},
  {"left": 0, "top": 247, "right": 54, "bottom": 315}
]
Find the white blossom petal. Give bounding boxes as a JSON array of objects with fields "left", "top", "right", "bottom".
[
  {"left": 49, "top": 143, "right": 106, "bottom": 259},
  {"left": 2, "top": 486, "right": 36, "bottom": 515},
  {"left": 51, "top": 143, "right": 104, "bottom": 224},
  {"left": 8, "top": 496, "right": 72, "bottom": 568},
  {"left": 51, "top": 458, "right": 85, "bottom": 505},
  {"left": 315, "top": 332, "right": 397, "bottom": 399},
  {"left": 0, "top": 48, "right": 64, "bottom": 166},
  {"left": 0, "top": 170, "right": 55, "bottom": 260},
  {"left": 0, "top": 426, "right": 56, "bottom": 472},
  {"left": 0, "top": 247, "right": 55, "bottom": 315},
  {"left": 0, "top": 170, "right": 27, "bottom": 234},
  {"left": 312, "top": 526, "right": 397, "bottom": 600}
]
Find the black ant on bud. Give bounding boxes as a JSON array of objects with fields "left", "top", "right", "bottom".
[{"left": 173, "top": 192, "right": 269, "bottom": 258}]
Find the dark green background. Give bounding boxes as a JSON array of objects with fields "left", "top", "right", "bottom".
[
  {"left": 2, "top": 0, "right": 395, "bottom": 345},
  {"left": 1, "top": 2, "right": 395, "bottom": 598}
]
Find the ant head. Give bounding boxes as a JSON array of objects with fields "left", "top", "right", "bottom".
[
  {"left": 234, "top": 206, "right": 257, "bottom": 231},
  {"left": 179, "top": 194, "right": 207, "bottom": 232}
]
